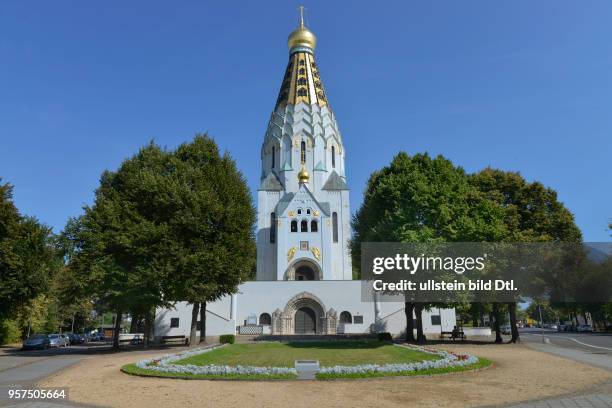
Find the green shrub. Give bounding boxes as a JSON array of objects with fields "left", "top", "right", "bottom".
[
  {"left": 0, "top": 319, "right": 22, "bottom": 345},
  {"left": 377, "top": 332, "right": 393, "bottom": 342},
  {"left": 219, "top": 334, "right": 235, "bottom": 344}
]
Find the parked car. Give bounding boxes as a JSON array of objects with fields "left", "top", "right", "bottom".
[
  {"left": 90, "top": 333, "right": 106, "bottom": 342},
  {"left": 48, "top": 333, "right": 70, "bottom": 348},
  {"left": 130, "top": 334, "right": 143, "bottom": 345},
  {"left": 67, "top": 333, "right": 87, "bottom": 345},
  {"left": 22, "top": 334, "right": 51, "bottom": 350},
  {"left": 549, "top": 324, "right": 558, "bottom": 330},
  {"left": 577, "top": 324, "right": 593, "bottom": 332},
  {"left": 501, "top": 324, "right": 512, "bottom": 335}
]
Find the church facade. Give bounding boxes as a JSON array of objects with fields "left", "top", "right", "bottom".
[{"left": 155, "top": 15, "right": 456, "bottom": 339}]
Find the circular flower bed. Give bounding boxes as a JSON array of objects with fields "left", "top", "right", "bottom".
[{"left": 131, "top": 343, "right": 482, "bottom": 380}]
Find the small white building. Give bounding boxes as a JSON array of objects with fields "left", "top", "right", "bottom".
[{"left": 155, "top": 15, "right": 455, "bottom": 339}]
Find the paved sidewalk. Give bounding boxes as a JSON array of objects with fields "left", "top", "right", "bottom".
[
  {"left": 505, "top": 393, "right": 612, "bottom": 408},
  {"left": 526, "top": 341, "right": 612, "bottom": 372},
  {"left": 498, "top": 341, "right": 612, "bottom": 408}
]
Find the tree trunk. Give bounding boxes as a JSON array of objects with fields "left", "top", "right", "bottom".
[
  {"left": 508, "top": 302, "right": 520, "bottom": 343},
  {"left": 129, "top": 312, "right": 139, "bottom": 333},
  {"left": 492, "top": 304, "right": 502, "bottom": 343},
  {"left": 112, "top": 311, "right": 122, "bottom": 350},
  {"left": 189, "top": 302, "right": 200, "bottom": 347},
  {"left": 143, "top": 308, "right": 154, "bottom": 348},
  {"left": 404, "top": 301, "right": 415, "bottom": 342},
  {"left": 199, "top": 301, "right": 207, "bottom": 344},
  {"left": 415, "top": 303, "right": 426, "bottom": 344}
]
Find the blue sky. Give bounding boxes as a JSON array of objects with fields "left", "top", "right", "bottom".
[{"left": 1, "top": 1, "right": 611, "bottom": 241}]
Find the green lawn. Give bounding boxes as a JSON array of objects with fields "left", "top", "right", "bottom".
[{"left": 175, "top": 341, "right": 440, "bottom": 367}]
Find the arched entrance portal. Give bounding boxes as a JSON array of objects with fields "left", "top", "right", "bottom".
[
  {"left": 285, "top": 259, "right": 321, "bottom": 280},
  {"left": 295, "top": 307, "right": 316, "bottom": 334},
  {"left": 295, "top": 265, "right": 316, "bottom": 280},
  {"left": 271, "top": 292, "right": 337, "bottom": 335}
]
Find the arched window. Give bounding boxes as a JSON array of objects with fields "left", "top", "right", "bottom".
[
  {"left": 332, "top": 212, "right": 338, "bottom": 243},
  {"left": 270, "top": 213, "right": 276, "bottom": 243},
  {"left": 340, "top": 311, "right": 352, "bottom": 324},
  {"left": 271, "top": 146, "right": 275, "bottom": 169},
  {"left": 291, "top": 219, "right": 298, "bottom": 232},
  {"left": 300, "top": 219, "right": 308, "bottom": 232},
  {"left": 259, "top": 313, "right": 272, "bottom": 325},
  {"left": 331, "top": 145, "right": 336, "bottom": 168},
  {"left": 297, "top": 209, "right": 302, "bottom": 215},
  {"left": 306, "top": 209, "right": 311, "bottom": 215},
  {"left": 300, "top": 141, "right": 306, "bottom": 164},
  {"left": 310, "top": 220, "right": 318, "bottom": 232},
  {"left": 297, "top": 87, "right": 307, "bottom": 96},
  {"left": 297, "top": 77, "right": 307, "bottom": 85}
]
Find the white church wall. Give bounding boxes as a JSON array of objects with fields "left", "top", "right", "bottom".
[
  {"left": 154, "top": 297, "right": 236, "bottom": 339},
  {"left": 155, "top": 281, "right": 457, "bottom": 338},
  {"left": 377, "top": 302, "right": 457, "bottom": 336},
  {"left": 256, "top": 190, "right": 280, "bottom": 281}
]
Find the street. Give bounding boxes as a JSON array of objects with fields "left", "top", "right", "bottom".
[
  {"left": 0, "top": 344, "right": 112, "bottom": 408},
  {"left": 520, "top": 327, "right": 612, "bottom": 371}
]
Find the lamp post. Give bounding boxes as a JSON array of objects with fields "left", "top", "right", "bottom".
[{"left": 538, "top": 302, "right": 544, "bottom": 343}]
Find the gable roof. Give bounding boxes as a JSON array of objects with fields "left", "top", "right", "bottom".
[
  {"left": 275, "top": 184, "right": 330, "bottom": 217},
  {"left": 258, "top": 172, "right": 284, "bottom": 191},
  {"left": 322, "top": 171, "right": 349, "bottom": 191}
]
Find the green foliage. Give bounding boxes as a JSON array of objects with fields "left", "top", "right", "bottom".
[
  {"left": 469, "top": 168, "right": 581, "bottom": 243},
  {"left": 63, "top": 135, "right": 255, "bottom": 343},
  {"left": 167, "top": 135, "right": 256, "bottom": 305},
  {"left": 377, "top": 332, "right": 393, "bottom": 342},
  {"left": 351, "top": 152, "right": 506, "bottom": 278},
  {"left": 525, "top": 301, "right": 557, "bottom": 323},
  {"left": 0, "top": 319, "right": 22, "bottom": 345},
  {"left": 0, "top": 179, "right": 58, "bottom": 321},
  {"left": 219, "top": 334, "right": 235, "bottom": 344},
  {"left": 350, "top": 153, "right": 496, "bottom": 340}
]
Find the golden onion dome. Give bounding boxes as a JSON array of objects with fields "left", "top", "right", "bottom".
[
  {"left": 288, "top": 23, "right": 317, "bottom": 51},
  {"left": 288, "top": 7, "right": 316, "bottom": 52},
  {"left": 298, "top": 165, "right": 310, "bottom": 183}
]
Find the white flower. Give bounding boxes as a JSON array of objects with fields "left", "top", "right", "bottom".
[
  {"left": 318, "top": 344, "right": 479, "bottom": 375},
  {"left": 136, "top": 345, "right": 298, "bottom": 376}
]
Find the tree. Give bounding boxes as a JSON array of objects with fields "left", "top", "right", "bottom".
[
  {"left": 470, "top": 168, "right": 582, "bottom": 343},
  {"left": 167, "top": 136, "right": 256, "bottom": 345},
  {"left": 352, "top": 153, "right": 504, "bottom": 343},
  {"left": 64, "top": 143, "right": 178, "bottom": 348},
  {"left": 64, "top": 135, "right": 256, "bottom": 348},
  {"left": 0, "top": 179, "right": 57, "bottom": 322}
]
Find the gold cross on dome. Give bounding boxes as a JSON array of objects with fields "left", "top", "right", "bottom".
[{"left": 298, "top": 5, "right": 306, "bottom": 26}]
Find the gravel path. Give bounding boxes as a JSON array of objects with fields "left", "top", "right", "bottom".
[{"left": 37, "top": 343, "right": 612, "bottom": 408}]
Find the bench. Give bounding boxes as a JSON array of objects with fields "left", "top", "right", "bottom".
[
  {"left": 160, "top": 335, "right": 189, "bottom": 346},
  {"left": 440, "top": 330, "right": 466, "bottom": 341}
]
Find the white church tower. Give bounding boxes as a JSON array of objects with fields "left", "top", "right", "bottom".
[
  {"left": 154, "top": 11, "right": 457, "bottom": 338},
  {"left": 256, "top": 10, "right": 352, "bottom": 281}
]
